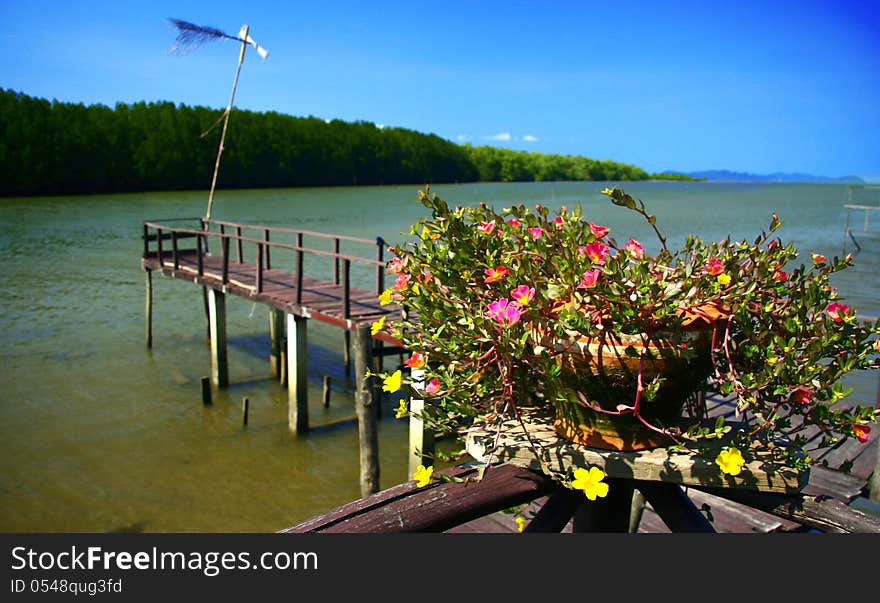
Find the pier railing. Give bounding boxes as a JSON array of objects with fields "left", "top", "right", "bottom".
[{"left": 142, "top": 218, "right": 388, "bottom": 307}]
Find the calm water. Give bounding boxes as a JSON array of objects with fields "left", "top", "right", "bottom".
[{"left": 1, "top": 181, "right": 878, "bottom": 532}]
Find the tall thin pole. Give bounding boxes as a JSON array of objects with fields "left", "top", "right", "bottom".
[{"left": 205, "top": 25, "right": 250, "bottom": 223}]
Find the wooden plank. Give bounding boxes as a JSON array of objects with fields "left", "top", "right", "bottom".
[
  {"left": 466, "top": 407, "right": 808, "bottom": 494},
  {"left": 280, "top": 463, "right": 558, "bottom": 533},
  {"left": 635, "top": 481, "right": 716, "bottom": 532},
  {"left": 693, "top": 485, "right": 880, "bottom": 533},
  {"left": 684, "top": 488, "right": 802, "bottom": 533}
]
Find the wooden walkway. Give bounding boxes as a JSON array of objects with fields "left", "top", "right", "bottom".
[{"left": 141, "top": 217, "right": 401, "bottom": 346}]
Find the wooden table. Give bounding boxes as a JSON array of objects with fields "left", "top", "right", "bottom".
[{"left": 282, "top": 408, "right": 880, "bottom": 533}]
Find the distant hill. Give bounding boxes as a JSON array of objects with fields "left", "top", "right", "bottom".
[{"left": 662, "top": 170, "right": 865, "bottom": 184}]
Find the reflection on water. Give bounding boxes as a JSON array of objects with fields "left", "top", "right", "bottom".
[{"left": 0, "top": 182, "right": 877, "bottom": 532}]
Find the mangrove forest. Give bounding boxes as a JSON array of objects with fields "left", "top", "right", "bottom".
[{"left": 0, "top": 89, "right": 690, "bottom": 197}]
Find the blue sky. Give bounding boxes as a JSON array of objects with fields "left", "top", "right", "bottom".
[{"left": 2, "top": 0, "right": 879, "bottom": 180}]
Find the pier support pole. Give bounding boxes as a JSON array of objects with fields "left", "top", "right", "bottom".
[
  {"left": 408, "top": 366, "right": 435, "bottom": 478},
  {"left": 207, "top": 288, "right": 228, "bottom": 388},
  {"left": 145, "top": 269, "right": 153, "bottom": 348},
  {"left": 287, "top": 313, "right": 309, "bottom": 434},
  {"left": 269, "top": 308, "right": 285, "bottom": 380},
  {"left": 354, "top": 324, "right": 380, "bottom": 497},
  {"left": 343, "top": 331, "right": 351, "bottom": 379}
]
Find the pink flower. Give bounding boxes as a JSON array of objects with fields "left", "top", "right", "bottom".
[
  {"left": 582, "top": 241, "right": 610, "bottom": 265},
  {"left": 773, "top": 269, "right": 787, "bottom": 283},
  {"left": 706, "top": 258, "right": 724, "bottom": 276},
  {"left": 826, "top": 302, "right": 850, "bottom": 322},
  {"left": 425, "top": 378, "right": 440, "bottom": 394},
  {"left": 624, "top": 238, "right": 644, "bottom": 259},
  {"left": 477, "top": 221, "right": 496, "bottom": 235},
  {"left": 507, "top": 218, "right": 521, "bottom": 228},
  {"left": 484, "top": 266, "right": 509, "bottom": 284},
  {"left": 388, "top": 256, "right": 405, "bottom": 273},
  {"left": 527, "top": 227, "right": 543, "bottom": 240},
  {"left": 791, "top": 387, "right": 813, "bottom": 406},
  {"left": 590, "top": 223, "right": 609, "bottom": 238},
  {"left": 510, "top": 285, "right": 536, "bottom": 306},
  {"left": 811, "top": 252, "right": 827, "bottom": 265},
  {"left": 393, "top": 273, "right": 411, "bottom": 291},
  {"left": 853, "top": 424, "right": 870, "bottom": 443},
  {"left": 553, "top": 217, "right": 565, "bottom": 230},
  {"left": 486, "top": 298, "right": 523, "bottom": 327},
  {"left": 578, "top": 269, "right": 601, "bottom": 289}
]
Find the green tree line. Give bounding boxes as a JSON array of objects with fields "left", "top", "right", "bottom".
[{"left": 0, "top": 89, "right": 691, "bottom": 197}]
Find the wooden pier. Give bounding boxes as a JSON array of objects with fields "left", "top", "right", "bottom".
[{"left": 142, "top": 217, "right": 407, "bottom": 496}]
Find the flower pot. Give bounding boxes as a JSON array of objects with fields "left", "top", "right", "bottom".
[{"left": 539, "top": 329, "right": 714, "bottom": 451}]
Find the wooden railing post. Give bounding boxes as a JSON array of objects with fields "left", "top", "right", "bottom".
[
  {"left": 156, "top": 227, "right": 164, "bottom": 265},
  {"left": 200, "top": 219, "right": 210, "bottom": 255},
  {"left": 343, "top": 259, "right": 352, "bottom": 375},
  {"left": 264, "top": 228, "right": 271, "bottom": 270},
  {"left": 171, "top": 231, "right": 179, "bottom": 270},
  {"left": 236, "top": 226, "right": 243, "bottom": 262},
  {"left": 142, "top": 224, "right": 149, "bottom": 259},
  {"left": 376, "top": 236, "right": 385, "bottom": 295},
  {"left": 256, "top": 243, "right": 264, "bottom": 294},
  {"left": 221, "top": 235, "right": 230, "bottom": 284},
  {"left": 295, "top": 246, "right": 304, "bottom": 307},
  {"left": 196, "top": 233, "right": 204, "bottom": 276},
  {"left": 332, "top": 238, "right": 341, "bottom": 285}
]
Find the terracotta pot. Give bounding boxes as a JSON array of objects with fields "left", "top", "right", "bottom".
[{"left": 536, "top": 328, "right": 714, "bottom": 451}]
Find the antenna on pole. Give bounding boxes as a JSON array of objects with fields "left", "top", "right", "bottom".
[{"left": 168, "top": 18, "right": 269, "bottom": 222}]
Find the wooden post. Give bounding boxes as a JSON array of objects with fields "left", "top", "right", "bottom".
[
  {"left": 322, "top": 375, "right": 331, "bottom": 407},
  {"left": 145, "top": 269, "right": 153, "bottom": 348},
  {"left": 201, "top": 376, "right": 212, "bottom": 406},
  {"left": 408, "top": 366, "right": 435, "bottom": 478},
  {"left": 287, "top": 313, "right": 309, "bottom": 435},
  {"left": 342, "top": 259, "right": 351, "bottom": 378},
  {"left": 571, "top": 478, "right": 635, "bottom": 532},
  {"left": 242, "top": 397, "right": 249, "bottom": 426},
  {"left": 207, "top": 288, "right": 228, "bottom": 388},
  {"left": 269, "top": 308, "right": 285, "bottom": 379},
  {"left": 354, "top": 324, "right": 380, "bottom": 496}
]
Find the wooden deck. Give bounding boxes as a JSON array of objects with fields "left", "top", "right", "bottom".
[
  {"left": 141, "top": 218, "right": 402, "bottom": 346},
  {"left": 283, "top": 395, "right": 880, "bottom": 534}
]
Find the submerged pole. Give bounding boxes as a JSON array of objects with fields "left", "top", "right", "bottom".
[{"left": 145, "top": 269, "right": 153, "bottom": 348}]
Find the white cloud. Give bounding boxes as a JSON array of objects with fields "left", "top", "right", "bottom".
[
  {"left": 455, "top": 134, "right": 471, "bottom": 142},
  {"left": 522, "top": 134, "right": 539, "bottom": 142},
  {"left": 482, "top": 133, "right": 512, "bottom": 142}
]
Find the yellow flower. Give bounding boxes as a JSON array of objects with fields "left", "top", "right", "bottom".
[
  {"left": 378, "top": 289, "right": 394, "bottom": 305},
  {"left": 717, "top": 273, "right": 731, "bottom": 285},
  {"left": 382, "top": 370, "right": 402, "bottom": 393},
  {"left": 413, "top": 464, "right": 433, "bottom": 487},
  {"left": 515, "top": 516, "right": 527, "bottom": 533},
  {"left": 394, "top": 400, "right": 407, "bottom": 419},
  {"left": 411, "top": 283, "right": 421, "bottom": 295},
  {"left": 716, "top": 447, "right": 745, "bottom": 476},
  {"left": 570, "top": 466, "right": 609, "bottom": 501},
  {"left": 371, "top": 315, "right": 386, "bottom": 336}
]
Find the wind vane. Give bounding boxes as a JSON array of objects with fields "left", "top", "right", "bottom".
[{"left": 168, "top": 18, "right": 269, "bottom": 221}]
